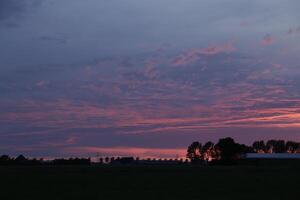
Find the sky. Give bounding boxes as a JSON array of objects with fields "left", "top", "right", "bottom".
[{"left": 0, "top": 0, "right": 300, "bottom": 158}]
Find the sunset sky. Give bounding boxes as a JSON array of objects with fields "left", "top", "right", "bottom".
[{"left": 1, "top": 0, "right": 300, "bottom": 158}]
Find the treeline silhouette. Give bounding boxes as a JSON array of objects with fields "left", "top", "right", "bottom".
[
  {"left": 0, "top": 138, "right": 299, "bottom": 166},
  {"left": 0, "top": 155, "right": 187, "bottom": 166},
  {"left": 99, "top": 156, "right": 188, "bottom": 165},
  {"left": 0, "top": 155, "right": 91, "bottom": 166},
  {"left": 187, "top": 137, "right": 300, "bottom": 164}
]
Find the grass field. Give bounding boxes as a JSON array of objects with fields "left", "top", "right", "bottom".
[{"left": 1, "top": 165, "right": 299, "bottom": 200}]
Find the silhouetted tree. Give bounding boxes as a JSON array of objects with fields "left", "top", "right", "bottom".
[
  {"left": 202, "top": 141, "right": 214, "bottom": 152},
  {"left": 0, "top": 155, "right": 11, "bottom": 165},
  {"left": 15, "top": 154, "right": 27, "bottom": 164},
  {"left": 275, "top": 140, "right": 286, "bottom": 153},
  {"left": 286, "top": 141, "right": 299, "bottom": 153},
  {"left": 110, "top": 157, "right": 115, "bottom": 163},
  {"left": 0, "top": 155, "right": 10, "bottom": 162},
  {"left": 266, "top": 140, "right": 277, "bottom": 153},
  {"left": 202, "top": 141, "right": 215, "bottom": 161},
  {"left": 266, "top": 140, "right": 286, "bottom": 153},
  {"left": 216, "top": 138, "right": 245, "bottom": 161},
  {"left": 186, "top": 141, "right": 202, "bottom": 163},
  {"left": 252, "top": 140, "right": 266, "bottom": 153},
  {"left": 240, "top": 144, "right": 253, "bottom": 154},
  {"left": 52, "top": 157, "right": 90, "bottom": 165}
]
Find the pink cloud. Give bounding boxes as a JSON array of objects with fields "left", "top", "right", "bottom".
[
  {"left": 261, "top": 34, "right": 275, "bottom": 46},
  {"left": 171, "top": 49, "right": 202, "bottom": 66},
  {"left": 199, "top": 43, "right": 236, "bottom": 55},
  {"left": 172, "top": 42, "right": 236, "bottom": 66}
]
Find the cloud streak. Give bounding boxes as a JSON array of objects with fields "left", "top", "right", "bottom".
[
  {"left": 172, "top": 42, "right": 236, "bottom": 66},
  {"left": 0, "top": 0, "right": 40, "bottom": 22}
]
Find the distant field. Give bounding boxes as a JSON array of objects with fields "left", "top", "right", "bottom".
[{"left": 1, "top": 165, "right": 299, "bottom": 200}]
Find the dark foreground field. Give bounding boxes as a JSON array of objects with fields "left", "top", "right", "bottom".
[{"left": 1, "top": 165, "right": 299, "bottom": 200}]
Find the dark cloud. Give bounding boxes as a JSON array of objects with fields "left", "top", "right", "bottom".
[
  {"left": 0, "top": 0, "right": 25, "bottom": 20},
  {"left": 0, "top": 0, "right": 40, "bottom": 22},
  {"left": 40, "top": 35, "right": 69, "bottom": 45}
]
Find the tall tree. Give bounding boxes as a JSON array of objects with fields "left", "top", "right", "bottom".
[
  {"left": 252, "top": 140, "right": 266, "bottom": 153},
  {"left": 186, "top": 142, "right": 202, "bottom": 163},
  {"left": 202, "top": 141, "right": 215, "bottom": 161},
  {"left": 275, "top": 140, "right": 285, "bottom": 153},
  {"left": 266, "top": 140, "right": 277, "bottom": 153},
  {"left": 266, "top": 140, "right": 285, "bottom": 153},
  {"left": 216, "top": 137, "right": 245, "bottom": 161},
  {"left": 286, "top": 141, "right": 299, "bottom": 153}
]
